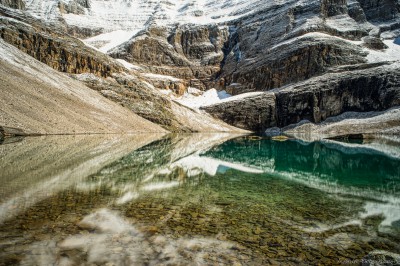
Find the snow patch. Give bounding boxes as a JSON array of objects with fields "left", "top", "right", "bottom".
[
  {"left": 83, "top": 30, "right": 138, "bottom": 53},
  {"left": 24, "top": 0, "right": 273, "bottom": 35},
  {"left": 175, "top": 88, "right": 232, "bottom": 109},
  {"left": 366, "top": 39, "right": 400, "bottom": 63},
  {"left": 143, "top": 73, "right": 181, "bottom": 82},
  {"left": 116, "top": 59, "right": 142, "bottom": 71}
]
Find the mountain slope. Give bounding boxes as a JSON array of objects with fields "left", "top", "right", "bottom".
[
  {"left": 0, "top": 39, "right": 166, "bottom": 134},
  {"left": 1, "top": 0, "right": 399, "bottom": 135},
  {"left": 0, "top": 6, "right": 244, "bottom": 133}
]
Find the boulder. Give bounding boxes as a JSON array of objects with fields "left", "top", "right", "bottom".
[{"left": 363, "top": 36, "right": 388, "bottom": 50}]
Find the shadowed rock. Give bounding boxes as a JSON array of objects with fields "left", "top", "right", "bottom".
[{"left": 202, "top": 64, "right": 400, "bottom": 132}]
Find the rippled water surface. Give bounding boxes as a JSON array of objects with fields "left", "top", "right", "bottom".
[{"left": 0, "top": 134, "right": 399, "bottom": 265}]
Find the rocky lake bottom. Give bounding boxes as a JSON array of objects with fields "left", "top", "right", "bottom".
[{"left": 0, "top": 134, "right": 399, "bottom": 265}]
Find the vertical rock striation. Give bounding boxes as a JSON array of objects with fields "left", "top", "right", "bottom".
[
  {"left": 109, "top": 24, "right": 229, "bottom": 91},
  {"left": 202, "top": 65, "right": 400, "bottom": 131},
  {"left": 0, "top": 9, "right": 122, "bottom": 77},
  {"left": 0, "top": 0, "right": 24, "bottom": 10}
]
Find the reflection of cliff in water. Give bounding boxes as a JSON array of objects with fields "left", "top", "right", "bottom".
[
  {"left": 202, "top": 138, "right": 400, "bottom": 192},
  {"left": 0, "top": 134, "right": 165, "bottom": 223},
  {"left": 200, "top": 137, "right": 400, "bottom": 233},
  {"left": 1, "top": 134, "right": 400, "bottom": 265},
  {"left": 76, "top": 134, "right": 243, "bottom": 201}
]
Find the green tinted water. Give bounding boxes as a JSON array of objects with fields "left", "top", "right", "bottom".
[{"left": 0, "top": 134, "right": 399, "bottom": 265}]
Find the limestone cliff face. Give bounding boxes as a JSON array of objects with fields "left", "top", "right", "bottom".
[
  {"left": 0, "top": 0, "right": 24, "bottom": 10},
  {"left": 109, "top": 25, "right": 229, "bottom": 91},
  {"left": 321, "top": 0, "right": 348, "bottom": 17},
  {"left": 217, "top": 0, "right": 375, "bottom": 95},
  {"left": 58, "top": 0, "right": 90, "bottom": 15},
  {"left": 0, "top": 7, "right": 240, "bottom": 133},
  {"left": 274, "top": 66, "right": 400, "bottom": 127},
  {"left": 223, "top": 35, "right": 367, "bottom": 95},
  {"left": 357, "top": 0, "right": 398, "bottom": 21},
  {"left": 0, "top": 8, "right": 122, "bottom": 77},
  {"left": 107, "top": 0, "right": 373, "bottom": 95},
  {"left": 1, "top": 0, "right": 399, "bottom": 135},
  {"left": 202, "top": 64, "right": 400, "bottom": 131}
]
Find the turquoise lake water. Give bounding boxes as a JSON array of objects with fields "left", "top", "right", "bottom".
[{"left": 0, "top": 134, "right": 399, "bottom": 265}]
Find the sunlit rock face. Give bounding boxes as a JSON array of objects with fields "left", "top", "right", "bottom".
[
  {"left": 0, "top": 8, "right": 123, "bottom": 78},
  {"left": 108, "top": 24, "right": 229, "bottom": 90},
  {"left": 17, "top": 0, "right": 400, "bottom": 90},
  {"left": 0, "top": 7, "right": 243, "bottom": 133}
]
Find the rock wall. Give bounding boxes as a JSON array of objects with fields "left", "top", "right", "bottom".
[
  {"left": 104, "top": 0, "right": 397, "bottom": 97},
  {"left": 347, "top": 0, "right": 368, "bottom": 22},
  {"left": 216, "top": 0, "right": 372, "bottom": 95},
  {"left": 202, "top": 65, "right": 400, "bottom": 131},
  {"left": 0, "top": 9, "right": 121, "bottom": 77},
  {"left": 58, "top": 0, "right": 90, "bottom": 15},
  {"left": 109, "top": 24, "right": 229, "bottom": 90},
  {"left": 0, "top": 0, "right": 24, "bottom": 10},
  {"left": 200, "top": 93, "right": 277, "bottom": 132},
  {"left": 321, "top": 0, "right": 348, "bottom": 17},
  {"left": 0, "top": 8, "right": 241, "bottom": 133},
  {"left": 357, "top": 0, "right": 398, "bottom": 21},
  {"left": 275, "top": 66, "right": 400, "bottom": 127},
  {"left": 223, "top": 36, "right": 367, "bottom": 94}
]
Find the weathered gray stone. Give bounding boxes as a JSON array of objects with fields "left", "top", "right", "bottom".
[
  {"left": 347, "top": 0, "right": 368, "bottom": 22},
  {"left": 215, "top": 0, "right": 372, "bottom": 96},
  {"left": 321, "top": 0, "right": 348, "bottom": 17},
  {"left": 222, "top": 36, "right": 367, "bottom": 95},
  {"left": 275, "top": 65, "right": 400, "bottom": 127},
  {"left": 0, "top": 8, "right": 122, "bottom": 78},
  {"left": 108, "top": 24, "right": 229, "bottom": 90},
  {"left": 0, "top": 0, "right": 24, "bottom": 10},
  {"left": 357, "top": 0, "right": 398, "bottom": 21},
  {"left": 202, "top": 64, "right": 400, "bottom": 132},
  {"left": 201, "top": 93, "right": 277, "bottom": 132},
  {"left": 362, "top": 36, "right": 388, "bottom": 50}
]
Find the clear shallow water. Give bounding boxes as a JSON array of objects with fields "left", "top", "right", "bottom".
[{"left": 0, "top": 134, "right": 399, "bottom": 265}]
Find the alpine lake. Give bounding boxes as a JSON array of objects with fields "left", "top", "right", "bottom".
[{"left": 0, "top": 133, "right": 399, "bottom": 265}]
